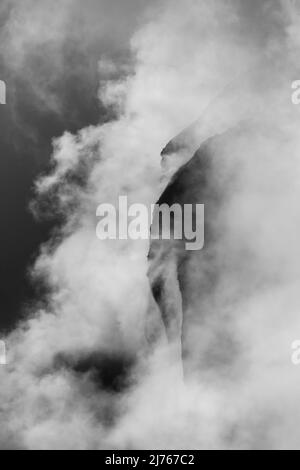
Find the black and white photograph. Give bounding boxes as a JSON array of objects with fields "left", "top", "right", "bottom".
[{"left": 1, "top": 0, "right": 300, "bottom": 452}]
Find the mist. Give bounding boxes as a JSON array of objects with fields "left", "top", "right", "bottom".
[{"left": 1, "top": 0, "right": 300, "bottom": 449}]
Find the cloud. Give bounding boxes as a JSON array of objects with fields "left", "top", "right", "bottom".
[
  {"left": 0, "top": 0, "right": 155, "bottom": 107},
  {"left": 2, "top": 0, "right": 300, "bottom": 449},
  {"left": 0, "top": 0, "right": 159, "bottom": 148}
]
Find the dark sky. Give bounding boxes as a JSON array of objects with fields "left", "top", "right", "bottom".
[
  {"left": 0, "top": 61, "right": 100, "bottom": 331},
  {"left": 0, "top": 0, "right": 150, "bottom": 331}
]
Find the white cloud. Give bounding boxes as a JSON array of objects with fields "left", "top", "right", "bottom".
[{"left": 2, "top": 0, "right": 300, "bottom": 449}]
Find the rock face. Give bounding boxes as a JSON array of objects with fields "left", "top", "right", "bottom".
[{"left": 148, "top": 119, "right": 271, "bottom": 376}]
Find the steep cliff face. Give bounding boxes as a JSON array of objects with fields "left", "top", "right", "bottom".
[{"left": 148, "top": 119, "right": 281, "bottom": 376}]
